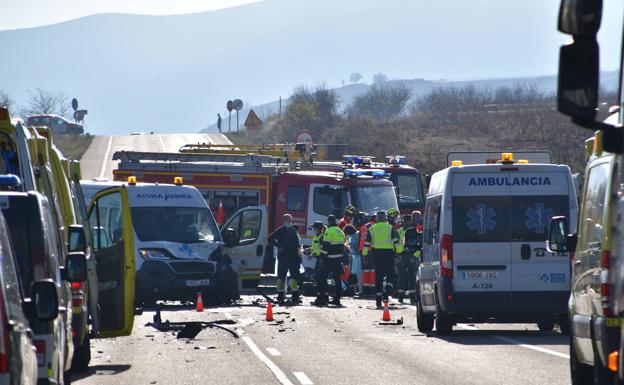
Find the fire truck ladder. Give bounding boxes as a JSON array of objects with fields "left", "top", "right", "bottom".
[
  {"left": 179, "top": 143, "right": 315, "bottom": 164},
  {"left": 112, "top": 150, "right": 285, "bottom": 167}
]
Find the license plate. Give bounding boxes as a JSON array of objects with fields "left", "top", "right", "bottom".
[
  {"left": 463, "top": 271, "right": 498, "bottom": 280},
  {"left": 606, "top": 318, "right": 621, "bottom": 327},
  {"left": 185, "top": 279, "right": 210, "bottom": 287}
]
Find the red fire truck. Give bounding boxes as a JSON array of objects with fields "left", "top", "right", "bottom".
[
  {"left": 112, "top": 150, "right": 398, "bottom": 290},
  {"left": 313, "top": 155, "right": 426, "bottom": 216}
]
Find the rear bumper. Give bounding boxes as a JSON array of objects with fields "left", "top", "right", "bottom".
[
  {"left": 137, "top": 260, "right": 217, "bottom": 302},
  {"left": 587, "top": 315, "right": 620, "bottom": 369},
  {"left": 437, "top": 277, "right": 568, "bottom": 321}
]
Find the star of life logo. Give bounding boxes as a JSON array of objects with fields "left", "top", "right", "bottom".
[
  {"left": 466, "top": 204, "right": 496, "bottom": 234},
  {"left": 524, "top": 203, "right": 554, "bottom": 234}
]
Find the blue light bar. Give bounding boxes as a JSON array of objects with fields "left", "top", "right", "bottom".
[
  {"left": 0, "top": 174, "right": 21, "bottom": 188},
  {"left": 344, "top": 169, "right": 388, "bottom": 178}
]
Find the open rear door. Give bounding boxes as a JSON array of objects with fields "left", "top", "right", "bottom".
[
  {"left": 222, "top": 205, "right": 267, "bottom": 290},
  {"left": 88, "top": 188, "right": 136, "bottom": 337}
]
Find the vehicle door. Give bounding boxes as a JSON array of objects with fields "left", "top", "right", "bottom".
[
  {"left": 573, "top": 159, "right": 612, "bottom": 362},
  {"left": 88, "top": 189, "right": 135, "bottom": 338},
  {"left": 420, "top": 194, "right": 442, "bottom": 310},
  {"left": 306, "top": 183, "right": 349, "bottom": 242},
  {"left": 450, "top": 172, "right": 512, "bottom": 301},
  {"left": 223, "top": 206, "right": 267, "bottom": 290},
  {"left": 509, "top": 172, "right": 573, "bottom": 304}
]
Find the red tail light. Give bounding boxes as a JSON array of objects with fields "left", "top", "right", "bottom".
[
  {"left": 0, "top": 291, "right": 8, "bottom": 373},
  {"left": 440, "top": 234, "right": 453, "bottom": 277},
  {"left": 71, "top": 282, "right": 84, "bottom": 290},
  {"left": 33, "top": 340, "right": 45, "bottom": 367},
  {"left": 600, "top": 250, "right": 614, "bottom": 317}
]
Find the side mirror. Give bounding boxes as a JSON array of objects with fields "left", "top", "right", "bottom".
[
  {"left": 547, "top": 216, "right": 577, "bottom": 253},
  {"left": 222, "top": 228, "right": 239, "bottom": 248},
  {"left": 64, "top": 252, "right": 87, "bottom": 282},
  {"left": 558, "top": 0, "right": 602, "bottom": 37},
  {"left": 68, "top": 224, "right": 87, "bottom": 253},
  {"left": 30, "top": 280, "right": 59, "bottom": 321},
  {"left": 557, "top": 40, "right": 599, "bottom": 123}
]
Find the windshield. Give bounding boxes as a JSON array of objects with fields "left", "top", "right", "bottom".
[
  {"left": 390, "top": 173, "right": 424, "bottom": 208},
  {"left": 131, "top": 206, "right": 221, "bottom": 243},
  {"left": 352, "top": 185, "right": 399, "bottom": 215}
]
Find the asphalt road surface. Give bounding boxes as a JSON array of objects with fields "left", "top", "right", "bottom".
[
  {"left": 74, "top": 296, "right": 568, "bottom": 385},
  {"left": 80, "top": 133, "right": 232, "bottom": 180}
]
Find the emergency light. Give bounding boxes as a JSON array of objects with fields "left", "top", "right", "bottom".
[
  {"left": 344, "top": 169, "right": 388, "bottom": 178},
  {"left": 0, "top": 174, "right": 21, "bottom": 188},
  {"left": 501, "top": 153, "right": 514, "bottom": 162},
  {"left": 386, "top": 155, "right": 406, "bottom": 166},
  {"left": 174, "top": 176, "right": 183, "bottom": 185},
  {"left": 451, "top": 160, "right": 463, "bottom": 167},
  {"left": 127, "top": 176, "right": 137, "bottom": 185},
  {"left": 517, "top": 159, "right": 529, "bottom": 164},
  {"left": 343, "top": 155, "right": 373, "bottom": 166}
]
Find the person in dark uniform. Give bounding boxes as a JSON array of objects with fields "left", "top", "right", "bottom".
[
  {"left": 267, "top": 214, "right": 302, "bottom": 304},
  {"left": 397, "top": 211, "right": 423, "bottom": 303}
]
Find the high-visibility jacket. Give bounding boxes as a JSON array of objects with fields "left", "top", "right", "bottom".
[
  {"left": 362, "top": 221, "right": 400, "bottom": 257},
  {"left": 311, "top": 233, "right": 323, "bottom": 258},
  {"left": 396, "top": 226, "right": 406, "bottom": 254},
  {"left": 358, "top": 220, "right": 376, "bottom": 253},
  {"left": 322, "top": 225, "right": 346, "bottom": 258}
]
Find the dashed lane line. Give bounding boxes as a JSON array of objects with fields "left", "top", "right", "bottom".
[
  {"left": 266, "top": 348, "right": 282, "bottom": 356},
  {"left": 98, "top": 135, "right": 113, "bottom": 179},
  {"left": 241, "top": 336, "right": 295, "bottom": 385},
  {"left": 293, "top": 372, "right": 313, "bottom": 385},
  {"left": 457, "top": 324, "right": 569, "bottom": 359}
]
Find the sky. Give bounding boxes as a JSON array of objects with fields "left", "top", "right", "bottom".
[{"left": 0, "top": 0, "right": 263, "bottom": 30}]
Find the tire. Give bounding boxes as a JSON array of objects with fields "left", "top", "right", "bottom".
[
  {"left": 537, "top": 321, "right": 556, "bottom": 332},
  {"left": 435, "top": 301, "right": 453, "bottom": 335},
  {"left": 416, "top": 300, "right": 434, "bottom": 333},
  {"left": 70, "top": 333, "right": 91, "bottom": 372},
  {"left": 570, "top": 336, "right": 593, "bottom": 385},
  {"left": 594, "top": 346, "right": 615, "bottom": 385}
]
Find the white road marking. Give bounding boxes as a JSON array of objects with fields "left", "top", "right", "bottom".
[
  {"left": 98, "top": 136, "right": 113, "bottom": 179},
  {"left": 266, "top": 348, "right": 282, "bottom": 356},
  {"left": 457, "top": 324, "right": 569, "bottom": 359},
  {"left": 157, "top": 134, "right": 166, "bottom": 151},
  {"left": 241, "top": 336, "right": 294, "bottom": 385},
  {"left": 293, "top": 372, "right": 313, "bottom": 385}
]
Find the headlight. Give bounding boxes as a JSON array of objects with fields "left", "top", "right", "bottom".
[{"left": 139, "top": 249, "right": 172, "bottom": 260}]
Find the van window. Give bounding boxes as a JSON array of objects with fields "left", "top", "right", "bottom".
[
  {"left": 287, "top": 186, "right": 306, "bottom": 211},
  {"left": 579, "top": 162, "right": 610, "bottom": 250},
  {"left": 228, "top": 209, "right": 262, "bottom": 245},
  {"left": 452, "top": 196, "right": 510, "bottom": 243},
  {"left": 131, "top": 206, "right": 221, "bottom": 243},
  {"left": 510, "top": 195, "right": 569, "bottom": 242},
  {"left": 90, "top": 192, "right": 123, "bottom": 250},
  {"left": 390, "top": 173, "right": 424, "bottom": 208},
  {"left": 424, "top": 195, "right": 442, "bottom": 245}
]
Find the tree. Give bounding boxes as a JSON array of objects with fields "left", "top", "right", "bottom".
[
  {"left": 372, "top": 73, "right": 388, "bottom": 84},
  {"left": 280, "top": 84, "right": 339, "bottom": 137},
  {"left": 349, "top": 72, "right": 363, "bottom": 84},
  {"left": 21, "top": 88, "right": 71, "bottom": 118},
  {"left": 0, "top": 90, "right": 12, "bottom": 109},
  {"left": 347, "top": 84, "right": 411, "bottom": 120}
]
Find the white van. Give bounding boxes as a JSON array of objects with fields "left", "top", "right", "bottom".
[
  {"left": 416, "top": 153, "right": 578, "bottom": 335},
  {"left": 81, "top": 179, "right": 238, "bottom": 308}
]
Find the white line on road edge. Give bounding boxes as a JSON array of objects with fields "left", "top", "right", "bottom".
[
  {"left": 293, "top": 372, "right": 313, "bottom": 385},
  {"left": 457, "top": 324, "right": 569, "bottom": 359},
  {"left": 266, "top": 348, "right": 282, "bottom": 356},
  {"left": 98, "top": 136, "right": 113, "bottom": 179},
  {"left": 241, "top": 336, "right": 295, "bottom": 385},
  {"left": 157, "top": 135, "right": 166, "bottom": 151}
]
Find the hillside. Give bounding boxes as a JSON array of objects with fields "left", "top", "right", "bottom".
[{"left": 2, "top": 0, "right": 621, "bottom": 135}]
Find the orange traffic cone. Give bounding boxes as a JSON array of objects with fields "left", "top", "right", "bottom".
[
  {"left": 266, "top": 301, "right": 274, "bottom": 322},
  {"left": 215, "top": 200, "right": 226, "bottom": 226},
  {"left": 382, "top": 300, "right": 391, "bottom": 322},
  {"left": 196, "top": 292, "right": 204, "bottom": 312}
]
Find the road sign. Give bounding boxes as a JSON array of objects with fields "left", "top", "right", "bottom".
[
  {"left": 226, "top": 100, "right": 233, "bottom": 112},
  {"left": 244, "top": 109, "right": 262, "bottom": 129},
  {"left": 233, "top": 99, "right": 243, "bottom": 111},
  {"left": 72, "top": 98, "right": 79, "bottom": 111},
  {"left": 296, "top": 130, "right": 313, "bottom": 144}
]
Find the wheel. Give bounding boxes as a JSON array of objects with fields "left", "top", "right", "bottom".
[
  {"left": 416, "top": 300, "right": 434, "bottom": 333},
  {"left": 594, "top": 345, "right": 615, "bottom": 385},
  {"left": 537, "top": 321, "right": 555, "bottom": 332},
  {"left": 435, "top": 301, "right": 453, "bottom": 335},
  {"left": 570, "top": 336, "right": 592, "bottom": 385},
  {"left": 70, "top": 332, "right": 91, "bottom": 372}
]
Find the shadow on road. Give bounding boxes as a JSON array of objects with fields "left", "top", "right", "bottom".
[
  {"left": 429, "top": 329, "right": 567, "bottom": 346},
  {"left": 72, "top": 364, "right": 132, "bottom": 381}
]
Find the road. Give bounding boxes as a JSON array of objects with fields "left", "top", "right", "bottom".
[
  {"left": 74, "top": 296, "right": 569, "bottom": 385},
  {"left": 80, "top": 133, "right": 232, "bottom": 180}
]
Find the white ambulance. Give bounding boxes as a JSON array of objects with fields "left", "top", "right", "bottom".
[
  {"left": 416, "top": 153, "right": 578, "bottom": 335},
  {"left": 81, "top": 177, "right": 238, "bottom": 309}
]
